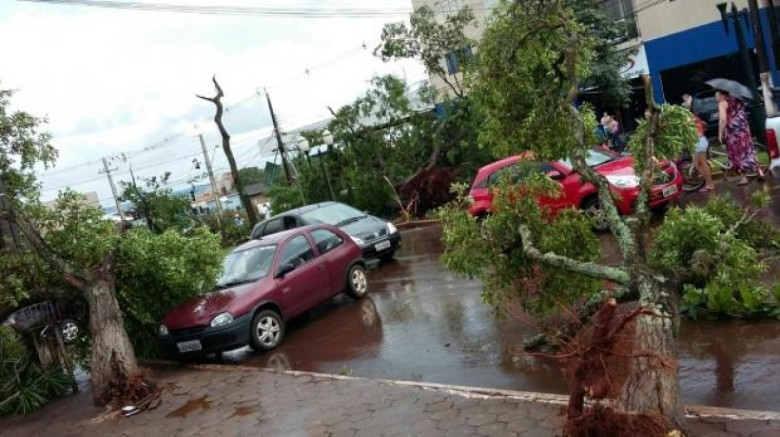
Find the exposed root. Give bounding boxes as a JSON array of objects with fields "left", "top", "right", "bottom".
[
  {"left": 103, "top": 351, "right": 173, "bottom": 417},
  {"left": 564, "top": 404, "right": 674, "bottom": 437},
  {"left": 541, "top": 299, "right": 681, "bottom": 437}
]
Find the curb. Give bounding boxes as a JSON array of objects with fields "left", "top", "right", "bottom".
[
  {"left": 154, "top": 362, "right": 780, "bottom": 421},
  {"left": 395, "top": 219, "right": 441, "bottom": 229}
]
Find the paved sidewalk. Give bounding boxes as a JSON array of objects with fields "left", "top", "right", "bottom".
[{"left": 2, "top": 365, "right": 780, "bottom": 437}]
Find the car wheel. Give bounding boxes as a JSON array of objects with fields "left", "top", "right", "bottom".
[
  {"left": 581, "top": 197, "right": 610, "bottom": 232},
  {"left": 59, "top": 319, "right": 79, "bottom": 344},
  {"left": 249, "top": 310, "right": 285, "bottom": 352},
  {"left": 345, "top": 264, "right": 369, "bottom": 300}
]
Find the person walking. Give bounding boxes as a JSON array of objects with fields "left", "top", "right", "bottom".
[
  {"left": 716, "top": 90, "right": 765, "bottom": 185},
  {"left": 683, "top": 94, "right": 715, "bottom": 192}
]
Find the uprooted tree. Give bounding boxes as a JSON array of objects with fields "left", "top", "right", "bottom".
[
  {"left": 439, "top": 1, "right": 775, "bottom": 434},
  {"left": 0, "top": 86, "right": 223, "bottom": 408}
]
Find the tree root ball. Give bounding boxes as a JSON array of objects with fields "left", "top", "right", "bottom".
[{"left": 564, "top": 404, "right": 676, "bottom": 437}]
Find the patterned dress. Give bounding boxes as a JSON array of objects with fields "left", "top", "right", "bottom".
[{"left": 724, "top": 97, "right": 760, "bottom": 173}]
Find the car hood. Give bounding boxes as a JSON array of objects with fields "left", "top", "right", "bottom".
[
  {"left": 162, "top": 281, "right": 261, "bottom": 329},
  {"left": 338, "top": 215, "right": 389, "bottom": 243},
  {"left": 594, "top": 156, "right": 635, "bottom": 177}
]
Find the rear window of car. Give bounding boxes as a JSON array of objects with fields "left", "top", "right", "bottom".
[{"left": 311, "top": 229, "right": 343, "bottom": 255}]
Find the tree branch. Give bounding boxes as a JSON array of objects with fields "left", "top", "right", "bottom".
[
  {"left": 519, "top": 225, "right": 630, "bottom": 285},
  {"left": 0, "top": 210, "right": 87, "bottom": 290}
]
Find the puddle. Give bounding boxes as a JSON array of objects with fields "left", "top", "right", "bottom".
[{"left": 165, "top": 395, "right": 211, "bottom": 419}]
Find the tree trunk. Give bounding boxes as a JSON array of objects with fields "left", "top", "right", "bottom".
[
  {"left": 619, "top": 275, "right": 685, "bottom": 429},
  {"left": 84, "top": 273, "right": 138, "bottom": 406}
]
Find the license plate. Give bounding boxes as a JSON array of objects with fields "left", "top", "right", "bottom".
[
  {"left": 662, "top": 185, "right": 678, "bottom": 197},
  {"left": 176, "top": 340, "right": 202, "bottom": 353},
  {"left": 374, "top": 240, "right": 391, "bottom": 252}
]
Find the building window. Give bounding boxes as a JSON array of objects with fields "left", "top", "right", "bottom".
[
  {"left": 445, "top": 46, "right": 473, "bottom": 75},
  {"left": 599, "top": 0, "right": 638, "bottom": 42}
]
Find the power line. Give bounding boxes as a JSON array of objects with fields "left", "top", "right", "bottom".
[{"left": 18, "top": 0, "right": 414, "bottom": 18}]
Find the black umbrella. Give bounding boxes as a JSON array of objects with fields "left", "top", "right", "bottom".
[{"left": 705, "top": 78, "right": 754, "bottom": 100}]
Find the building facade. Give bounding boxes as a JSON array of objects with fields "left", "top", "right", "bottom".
[{"left": 412, "top": 0, "right": 780, "bottom": 111}]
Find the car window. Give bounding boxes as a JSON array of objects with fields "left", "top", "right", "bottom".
[
  {"left": 311, "top": 229, "right": 344, "bottom": 255},
  {"left": 216, "top": 245, "right": 277, "bottom": 287},
  {"left": 299, "top": 203, "right": 365, "bottom": 226},
  {"left": 487, "top": 161, "right": 542, "bottom": 186},
  {"left": 283, "top": 216, "right": 298, "bottom": 230},
  {"left": 251, "top": 222, "right": 265, "bottom": 239},
  {"left": 278, "top": 235, "right": 316, "bottom": 270},
  {"left": 558, "top": 149, "right": 615, "bottom": 168},
  {"left": 264, "top": 218, "right": 284, "bottom": 235}
]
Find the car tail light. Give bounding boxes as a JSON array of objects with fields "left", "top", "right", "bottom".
[{"left": 766, "top": 129, "right": 780, "bottom": 160}]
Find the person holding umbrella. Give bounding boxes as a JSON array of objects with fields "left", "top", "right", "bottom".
[{"left": 708, "top": 78, "right": 765, "bottom": 185}]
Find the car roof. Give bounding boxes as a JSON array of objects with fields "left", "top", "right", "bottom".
[
  {"left": 278, "top": 201, "right": 340, "bottom": 217},
  {"left": 237, "top": 224, "right": 332, "bottom": 251}
]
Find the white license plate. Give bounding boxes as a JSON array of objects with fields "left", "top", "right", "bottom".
[
  {"left": 176, "top": 340, "right": 202, "bottom": 353},
  {"left": 374, "top": 240, "right": 391, "bottom": 252},
  {"left": 662, "top": 185, "right": 678, "bottom": 197}
]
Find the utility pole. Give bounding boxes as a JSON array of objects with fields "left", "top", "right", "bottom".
[
  {"left": 198, "top": 132, "right": 224, "bottom": 233},
  {"left": 265, "top": 89, "right": 292, "bottom": 183},
  {"left": 100, "top": 157, "right": 125, "bottom": 221},
  {"left": 748, "top": 0, "right": 777, "bottom": 115}
]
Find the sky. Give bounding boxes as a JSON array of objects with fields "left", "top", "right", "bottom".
[{"left": 0, "top": 0, "right": 428, "bottom": 206}]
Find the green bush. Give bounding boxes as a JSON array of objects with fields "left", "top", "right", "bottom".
[
  {"left": 654, "top": 199, "right": 778, "bottom": 320},
  {"left": 115, "top": 228, "right": 223, "bottom": 357},
  {"left": 0, "top": 326, "right": 70, "bottom": 416}
]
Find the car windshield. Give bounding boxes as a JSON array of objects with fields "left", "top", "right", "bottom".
[
  {"left": 558, "top": 149, "right": 614, "bottom": 168},
  {"left": 300, "top": 203, "right": 366, "bottom": 226},
  {"left": 215, "top": 245, "right": 276, "bottom": 288}
]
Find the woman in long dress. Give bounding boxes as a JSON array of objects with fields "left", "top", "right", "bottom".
[{"left": 716, "top": 90, "right": 765, "bottom": 185}]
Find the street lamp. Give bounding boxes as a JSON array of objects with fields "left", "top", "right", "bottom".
[
  {"left": 319, "top": 130, "right": 336, "bottom": 201},
  {"left": 297, "top": 137, "right": 313, "bottom": 168}
]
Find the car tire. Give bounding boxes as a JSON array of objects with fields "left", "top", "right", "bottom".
[
  {"left": 249, "top": 310, "right": 285, "bottom": 352},
  {"left": 345, "top": 264, "right": 369, "bottom": 300},
  {"left": 581, "top": 197, "right": 610, "bottom": 232},
  {"left": 59, "top": 319, "right": 79, "bottom": 344}
]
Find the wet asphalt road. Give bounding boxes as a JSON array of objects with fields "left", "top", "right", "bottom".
[{"left": 214, "top": 179, "right": 780, "bottom": 412}]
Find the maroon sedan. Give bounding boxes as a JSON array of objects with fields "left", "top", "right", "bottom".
[{"left": 159, "top": 225, "right": 367, "bottom": 357}]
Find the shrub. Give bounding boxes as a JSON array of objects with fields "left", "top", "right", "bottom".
[
  {"left": 0, "top": 326, "right": 70, "bottom": 416},
  {"left": 115, "top": 228, "right": 223, "bottom": 357}
]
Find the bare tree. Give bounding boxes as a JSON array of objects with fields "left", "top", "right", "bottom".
[{"left": 197, "top": 76, "right": 259, "bottom": 227}]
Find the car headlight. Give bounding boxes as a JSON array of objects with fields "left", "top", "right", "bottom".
[
  {"left": 387, "top": 223, "right": 398, "bottom": 234},
  {"left": 350, "top": 236, "right": 365, "bottom": 246},
  {"left": 605, "top": 175, "right": 640, "bottom": 188},
  {"left": 210, "top": 312, "right": 234, "bottom": 328},
  {"left": 159, "top": 324, "right": 169, "bottom": 336}
]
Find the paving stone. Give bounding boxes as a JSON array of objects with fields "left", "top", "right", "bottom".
[
  {"left": 475, "top": 421, "right": 508, "bottom": 435},
  {"left": 466, "top": 412, "right": 498, "bottom": 427},
  {"left": 2, "top": 365, "right": 778, "bottom": 437}
]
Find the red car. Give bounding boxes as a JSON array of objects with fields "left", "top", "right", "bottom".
[
  {"left": 159, "top": 225, "right": 367, "bottom": 357},
  {"left": 468, "top": 148, "right": 683, "bottom": 229}
]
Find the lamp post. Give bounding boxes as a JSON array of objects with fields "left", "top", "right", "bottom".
[
  {"left": 717, "top": 2, "right": 767, "bottom": 143},
  {"left": 297, "top": 137, "right": 313, "bottom": 168},
  {"left": 320, "top": 130, "right": 337, "bottom": 201}
]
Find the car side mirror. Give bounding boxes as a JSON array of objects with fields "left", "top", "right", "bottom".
[
  {"left": 546, "top": 170, "right": 564, "bottom": 180},
  {"left": 275, "top": 262, "right": 295, "bottom": 278}
]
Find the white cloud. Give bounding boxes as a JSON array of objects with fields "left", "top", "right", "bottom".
[{"left": 0, "top": 1, "right": 426, "bottom": 203}]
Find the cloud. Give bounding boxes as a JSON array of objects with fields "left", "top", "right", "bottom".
[{"left": 0, "top": 1, "right": 426, "bottom": 203}]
